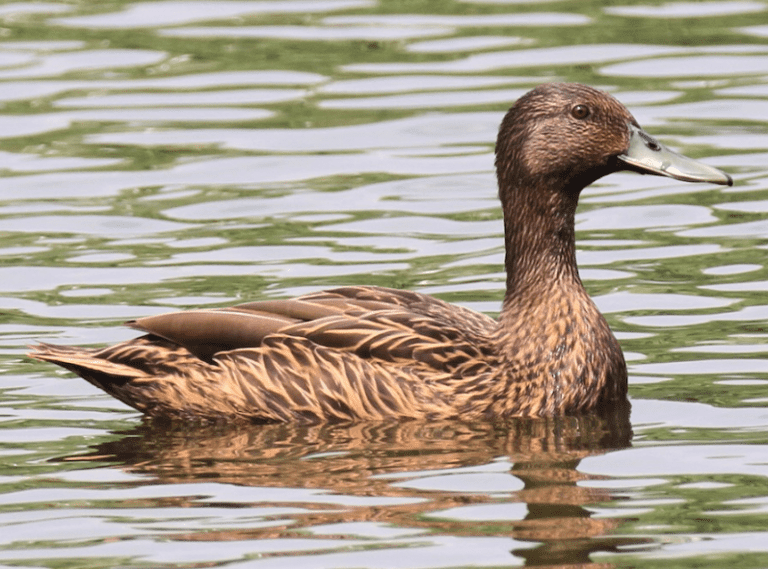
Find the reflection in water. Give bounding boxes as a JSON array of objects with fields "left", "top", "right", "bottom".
[{"left": 63, "top": 405, "right": 640, "bottom": 567}]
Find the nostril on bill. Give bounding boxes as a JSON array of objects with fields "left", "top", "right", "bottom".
[{"left": 638, "top": 129, "right": 662, "bottom": 152}]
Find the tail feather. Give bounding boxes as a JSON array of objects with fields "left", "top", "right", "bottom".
[
  {"left": 28, "top": 343, "right": 153, "bottom": 412},
  {"left": 29, "top": 343, "right": 149, "bottom": 380}
]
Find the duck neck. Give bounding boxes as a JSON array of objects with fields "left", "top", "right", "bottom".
[{"left": 500, "top": 174, "right": 583, "bottom": 308}]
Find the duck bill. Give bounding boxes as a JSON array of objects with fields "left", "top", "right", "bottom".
[{"left": 618, "top": 123, "right": 732, "bottom": 186}]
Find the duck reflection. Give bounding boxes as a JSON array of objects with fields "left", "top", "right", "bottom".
[{"left": 65, "top": 404, "right": 645, "bottom": 567}]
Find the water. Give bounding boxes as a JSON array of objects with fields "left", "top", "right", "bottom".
[{"left": 1, "top": 0, "right": 768, "bottom": 567}]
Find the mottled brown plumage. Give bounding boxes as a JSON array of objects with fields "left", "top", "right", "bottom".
[{"left": 29, "top": 83, "right": 732, "bottom": 422}]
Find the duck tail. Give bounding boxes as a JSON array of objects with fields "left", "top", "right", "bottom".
[{"left": 28, "top": 343, "right": 149, "bottom": 405}]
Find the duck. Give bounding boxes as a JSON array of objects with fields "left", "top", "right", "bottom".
[{"left": 29, "top": 83, "right": 732, "bottom": 423}]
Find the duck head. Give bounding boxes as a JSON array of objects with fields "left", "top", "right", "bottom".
[{"left": 495, "top": 83, "right": 732, "bottom": 203}]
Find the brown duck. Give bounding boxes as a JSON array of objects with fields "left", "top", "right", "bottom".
[{"left": 30, "top": 83, "right": 732, "bottom": 422}]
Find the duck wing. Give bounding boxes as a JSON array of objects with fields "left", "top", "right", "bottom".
[{"left": 126, "top": 285, "right": 497, "bottom": 369}]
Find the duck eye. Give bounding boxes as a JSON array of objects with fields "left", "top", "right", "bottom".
[{"left": 571, "top": 104, "right": 590, "bottom": 120}]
